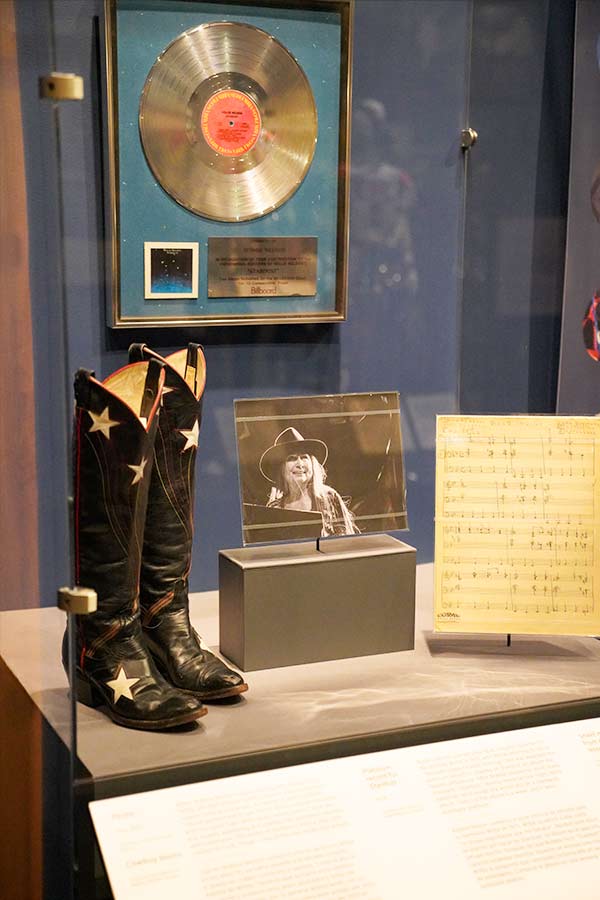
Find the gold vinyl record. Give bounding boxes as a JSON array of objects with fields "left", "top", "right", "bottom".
[{"left": 139, "top": 22, "right": 318, "bottom": 222}]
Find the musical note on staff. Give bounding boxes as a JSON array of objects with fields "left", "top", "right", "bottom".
[{"left": 434, "top": 416, "right": 600, "bottom": 636}]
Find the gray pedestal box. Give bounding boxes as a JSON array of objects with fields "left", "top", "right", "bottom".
[{"left": 219, "top": 534, "right": 416, "bottom": 671}]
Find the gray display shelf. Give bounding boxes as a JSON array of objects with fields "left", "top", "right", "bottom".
[
  {"left": 3, "top": 564, "right": 600, "bottom": 898},
  {"left": 4, "top": 564, "right": 600, "bottom": 792}
]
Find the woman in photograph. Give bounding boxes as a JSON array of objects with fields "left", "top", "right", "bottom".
[{"left": 259, "top": 427, "right": 359, "bottom": 537}]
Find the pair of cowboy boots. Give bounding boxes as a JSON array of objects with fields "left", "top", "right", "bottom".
[{"left": 63, "top": 343, "right": 247, "bottom": 730}]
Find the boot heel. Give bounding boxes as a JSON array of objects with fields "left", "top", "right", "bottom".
[{"left": 74, "top": 672, "right": 103, "bottom": 708}]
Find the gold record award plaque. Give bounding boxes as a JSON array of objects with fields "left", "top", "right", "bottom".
[{"left": 138, "top": 21, "right": 318, "bottom": 222}]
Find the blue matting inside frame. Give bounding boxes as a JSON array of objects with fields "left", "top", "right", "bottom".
[{"left": 115, "top": 0, "right": 342, "bottom": 320}]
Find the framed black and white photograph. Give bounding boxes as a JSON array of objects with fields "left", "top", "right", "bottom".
[
  {"left": 234, "top": 393, "right": 408, "bottom": 545},
  {"left": 143, "top": 241, "right": 199, "bottom": 300}
]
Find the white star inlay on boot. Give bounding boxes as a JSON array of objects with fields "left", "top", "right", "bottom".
[
  {"left": 179, "top": 420, "right": 199, "bottom": 451},
  {"left": 128, "top": 457, "right": 148, "bottom": 485},
  {"left": 88, "top": 407, "right": 120, "bottom": 439},
  {"left": 106, "top": 666, "right": 140, "bottom": 703}
]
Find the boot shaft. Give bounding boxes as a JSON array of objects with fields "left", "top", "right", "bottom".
[
  {"left": 129, "top": 344, "right": 205, "bottom": 611},
  {"left": 73, "top": 360, "right": 164, "bottom": 622}
]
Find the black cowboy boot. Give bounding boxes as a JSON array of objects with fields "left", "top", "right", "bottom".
[
  {"left": 62, "top": 360, "right": 206, "bottom": 730},
  {"left": 129, "top": 343, "right": 248, "bottom": 700}
]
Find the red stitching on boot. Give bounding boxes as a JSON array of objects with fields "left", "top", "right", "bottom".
[
  {"left": 143, "top": 591, "right": 174, "bottom": 625},
  {"left": 88, "top": 622, "right": 121, "bottom": 655}
]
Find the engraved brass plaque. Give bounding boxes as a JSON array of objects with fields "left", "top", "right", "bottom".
[{"left": 208, "top": 237, "right": 317, "bottom": 299}]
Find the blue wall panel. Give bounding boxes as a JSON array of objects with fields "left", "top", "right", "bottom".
[{"left": 460, "top": 0, "right": 573, "bottom": 414}]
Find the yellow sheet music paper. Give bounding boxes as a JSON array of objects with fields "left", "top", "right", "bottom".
[{"left": 434, "top": 416, "right": 600, "bottom": 635}]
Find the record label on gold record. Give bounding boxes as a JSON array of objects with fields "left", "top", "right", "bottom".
[
  {"left": 201, "top": 90, "right": 261, "bottom": 157},
  {"left": 138, "top": 22, "right": 318, "bottom": 222}
]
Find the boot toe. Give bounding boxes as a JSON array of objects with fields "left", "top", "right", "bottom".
[
  {"left": 130, "top": 685, "right": 207, "bottom": 728},
  {"left": 197, "top": 655, "right": 248, "bottom": 699},
  {"left": 205, "top": 668, "right": 245, "bottom": 691},
  {"left": 174, "top": 650, "right": 248, "bottom": 699},
  {"left": 144, "top": 624, "right": 248, "bottom": 700},
  {"left": 159, "top": 690, "right": 207, "bottom": 722}
]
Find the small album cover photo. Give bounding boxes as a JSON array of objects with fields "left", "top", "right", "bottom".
[
  {"left": 144, "top": 241, "right": 199, "bottom": 299},
  {"left": 234, "top": 393, "right": 408, "bottom": 545}
]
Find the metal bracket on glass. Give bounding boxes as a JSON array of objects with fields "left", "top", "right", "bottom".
[
  {"left": 58, "top": 586, "right": 97, "bottom": 730},
  {"left": 460, "top": 127, "right": 478, "bottom": 151},
  {"left": 39, "top": 73, "right": 84, "bottom": 101},
  {"left": 57, "top": 586, "right": 97, "bottom": 615},
  {"left": 57, "top": 586, "right": 97, "bottom": 758}
]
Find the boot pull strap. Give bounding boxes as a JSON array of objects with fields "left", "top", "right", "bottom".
[
  {"left": 128, "top": 343, "right": 147, "bottom": 364},
  {"left": 140, "top": 358, "right": 164, "bottom": 421},
  {"left": 74, "top": 369, "right": 95, "bottom": 408},
  {"left": 185, "top": 343, "right": 202, "bottom": 394}
]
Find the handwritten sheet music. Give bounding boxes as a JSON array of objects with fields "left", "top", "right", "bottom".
[{"left": 435, "top": 416, "right": 600, "bottom": 635}]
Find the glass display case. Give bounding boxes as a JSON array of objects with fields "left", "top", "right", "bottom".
[{"left": 4, "top": 2, "right": 600, "bottom": 899}]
